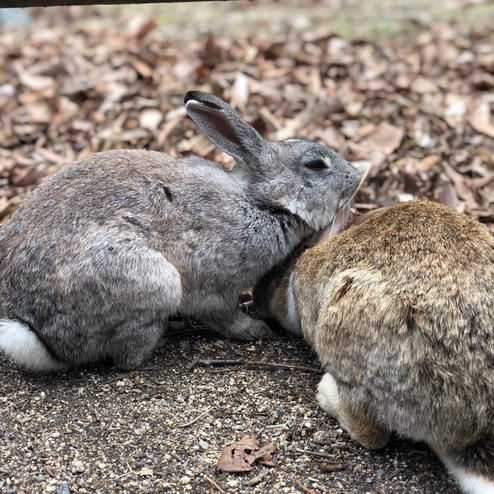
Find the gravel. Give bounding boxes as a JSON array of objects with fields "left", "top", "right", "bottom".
[{"left": 0, "top": 327, "right": 460, "bottom": 494}]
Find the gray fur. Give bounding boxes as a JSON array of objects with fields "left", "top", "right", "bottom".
[
  {"left": 0, "top": 91, "right": 363, "bottom": 371},
  {"left": 254, "top": 200, "right": 494, "bottom": 493}
]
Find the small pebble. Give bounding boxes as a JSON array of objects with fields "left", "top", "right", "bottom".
[
  {"left": 56, "top": 482, "right": 71, "bottom": 494},
  {"left": 313, "top": 431, "right": 332, "bottom": 444},
  {"left": 35, "top": 475, "right": 45, "bottom": 482},
  {"left": 71, "top": 460, "right": 85, "bottom": 474},
  {"left": 199, "top": 440, "right": 208, "bottom": 450}
]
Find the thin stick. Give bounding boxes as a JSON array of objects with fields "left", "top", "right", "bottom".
[
  {"left": 247, "top": 360, "right": 322, "bottom": 374},
  {"left": 205, "top": 476, "right": 227, "bottom": 494},
  {"left": 188, "top": 359, "right": 244, "bottom": 370},
  {"left": 189, "top": 359, "right": 322, "bottom": 374},
  {"left": 295, "top": 479, "right": 318, "bottom": 494},
  {"left": 176, "top": 406, "right": 213, "bottom": 428},
  {"left": 293, "top": 448, "right": 333, "bottom": 459}
]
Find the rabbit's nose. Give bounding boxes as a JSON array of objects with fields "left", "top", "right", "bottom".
[{"left": 338, "top": 162, "right": 367, "bottom": 209}]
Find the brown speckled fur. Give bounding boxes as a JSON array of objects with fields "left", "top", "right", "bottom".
[{"left": 255, "top": 200, "right": 494, "bottom": 491}]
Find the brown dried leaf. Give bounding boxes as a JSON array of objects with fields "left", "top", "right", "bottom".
[
  {"left": 131, "top": 17, "right": 157, "bottom": 40},
  {"left": 139, "top": 109, "right": 163, "bottom": 131},
  {"left": 438, "top": 182, "right": 460, "bottom": 209},
  {"left": 25, "top": 102, "right": 53, "bottom": 123},
  {"left": 411, "top": 76, "right": 438, "bottom": 94},
  {"left": 367, "top": 123, "right": 404, "bottom": 156},
  {"left": 132, "top": 59, "right": 153, "bottom": 79},
  {"left": 16, "top": 67, "right": 55, "bottom": 92},
  {"left": 216, "top": 434, "right": 276, "bottom": 473},
  {"left": 9, "top": 166, "right": 45, "bottom": 187},
  {"left": 443, "top": 163, "right": 479, "bottom": 208},
  {"left": 468, "top": 101, "right": 494, "bottom": 138},
  {"left": 417, "top": 155, "right": 442, "bottom": 172},
  {"left": 351, "top": 122, "right": 405, "bottom": 168},
  {"left": 254, "top": 442, "right": 277, "bottom": 467}
]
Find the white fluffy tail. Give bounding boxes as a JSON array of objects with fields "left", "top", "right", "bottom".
[
  {"left": 0, "top": 319, "right": 66, "bottom": 372},
  {"left": 437, "top": 452, "right": 494, "bottom": 494},
  {"left": 448, "top": 464, "right": 494, "bottom": 494}
]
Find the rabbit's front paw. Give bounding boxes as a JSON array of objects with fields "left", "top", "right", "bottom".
[
  {"left": 233, "top": 318, "right": 277, "bottom": 341},
  {"left": 317, "top": 372, "right": 341, "bottom": 418},
  {"left": 206, "top": 311, "right": 277, "bottom": 341}
]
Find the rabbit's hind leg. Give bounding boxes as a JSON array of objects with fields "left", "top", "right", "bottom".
[
  {"left": 111, "top": 323, "right": 163, "bottom": 370},
  {"left": 193, "top": 293, "right": 276, "bottom": 341},
  {"left": 317, "top": 372, "right": 389, "bottom": 450},
  {"left": 106, "top": 251, "right": 183, "bottom": 369}
]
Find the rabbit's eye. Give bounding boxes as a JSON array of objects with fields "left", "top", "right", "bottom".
[{"left": 304, "top": 159, "right": 328, "bottom": 171}]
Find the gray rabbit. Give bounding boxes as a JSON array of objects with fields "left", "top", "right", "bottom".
[
  {"left": 254, "top": 200, "right": 494, "bottom": 494},
  {"left": 0, "top": 91, "right": 364, "bottom": 372}
]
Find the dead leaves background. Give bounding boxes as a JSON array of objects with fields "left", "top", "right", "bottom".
[{"left": 0, "top": 6, "right": 493, "bottom": 232}]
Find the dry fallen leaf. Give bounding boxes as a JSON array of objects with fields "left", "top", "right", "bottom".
[
  {"left": 216, "top": 434, "right": 277, "bottom": 473},
  {"left": 468, "top": 100, "right": 494, "bottom": 138},
  {"left": 350, "top": 122, "right": 405, "bottom": 168},
  {"left": 0, "top": 10, "right": 491, "bottom": 231},
  {"left": 139, "top": 109, "right": 163, "bottom": 131}
]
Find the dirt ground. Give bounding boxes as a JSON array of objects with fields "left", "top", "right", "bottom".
[{"left": 0, "top": 325, "right": 460, "bottom": 494}]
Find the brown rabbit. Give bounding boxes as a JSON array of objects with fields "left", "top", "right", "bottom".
[{"left": 254, "top": 200, "right": 494, "bottom": 494}]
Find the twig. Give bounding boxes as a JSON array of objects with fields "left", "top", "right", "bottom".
[
  {"left": 176, "top": 406, "right": 213, "bottom": 428},
  {"left": 205, "top": 475, "right": 227, "bottom": 494},
  {"left": 295, "top": 479, "right": 318, "bottom": 494},
  {"left": 246, "top": 360, "right": 322, "bottom": 374},
  {"left": 189, "top": 359, "right": 322, "bottom": 374},
  {"left": 188, "top": 359, "right": 244, "bottom": 370},
  {"left": 293, "top": 448, "right": 333, "bottom": 459}
]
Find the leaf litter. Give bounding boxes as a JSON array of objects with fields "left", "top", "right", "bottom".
[{"left": 0, "top": 9, "right": 492, "bottom": 231}]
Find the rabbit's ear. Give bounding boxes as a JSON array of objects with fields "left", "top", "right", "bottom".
[{"left": 185, "top": 91, "right": 264, "bottom": 166}]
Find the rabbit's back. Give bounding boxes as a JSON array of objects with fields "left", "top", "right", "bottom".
[
  {"left": 295, "top": 201, "right": 494, "bottom": 448},
  {"left": 0, "top": 150, "right": 253, "bottom": 363}
]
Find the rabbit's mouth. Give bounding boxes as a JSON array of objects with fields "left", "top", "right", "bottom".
[
  {"left": 317, "top": 204, "right": 353, "bottom": 243},
  {"left": 317, "top": 163, "right": 368, "bottom": 243}
]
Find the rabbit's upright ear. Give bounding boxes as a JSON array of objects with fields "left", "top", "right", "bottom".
[{"left": 185, "top": 91, "right": 264, "bottom": 167}]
